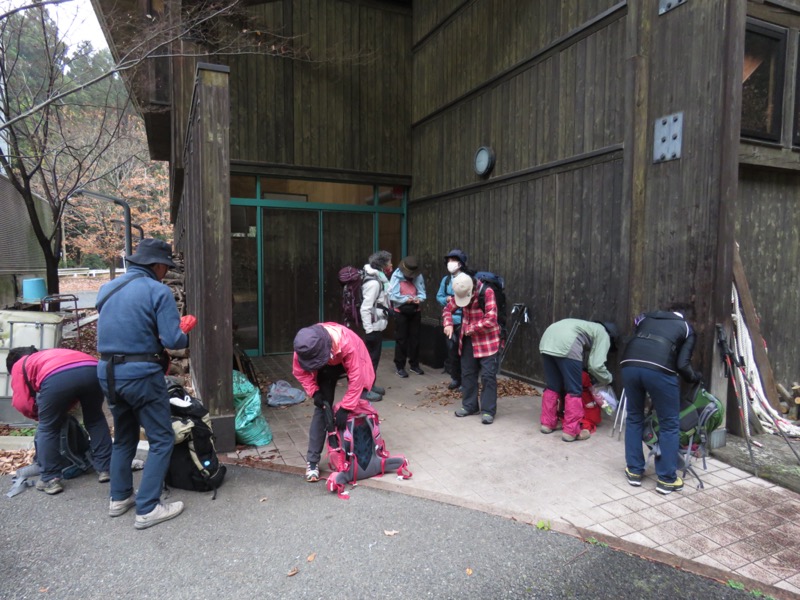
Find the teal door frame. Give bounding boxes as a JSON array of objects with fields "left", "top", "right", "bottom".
[{"left": 231, "top": 184, "right": 407, "bottom": 356}]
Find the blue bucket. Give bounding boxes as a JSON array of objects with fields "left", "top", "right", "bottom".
[{"left": 22, "top": 278, "right": 47, "bottom": 302}]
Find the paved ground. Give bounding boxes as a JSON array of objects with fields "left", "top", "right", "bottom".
[
  {"left": 234, "top": 350, "right": 800, "bottom": 599},
  {"left": 0, "top": 465, "right": 757, "bottom": 600}
]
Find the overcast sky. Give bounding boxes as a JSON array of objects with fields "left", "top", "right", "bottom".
[{"left": 0, "top": 0, "right": 109, "bottom": 52}]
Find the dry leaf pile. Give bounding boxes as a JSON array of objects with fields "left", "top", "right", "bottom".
[
  {"left": 421, "top": 378, "right": 540, "bottom": 405},
  {"left": 0, "top": 448, "right": 36, "bottom": 475}
]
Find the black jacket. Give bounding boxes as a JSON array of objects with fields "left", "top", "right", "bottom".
[{"left": 620, "top": 311, "right": 701, "bottom": 382}]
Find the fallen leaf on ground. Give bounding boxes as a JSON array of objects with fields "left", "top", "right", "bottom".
[
  {"left": 307, "top": 553, "right": 316, "bottom": 562},
  {"left": 259, "top": 497, "right": 268, "bottom": 502},
  {"left": 287, "top": 567, "right": 299, "bottom": 577},
  {"left": 384, "top": 530, "right": 399, "bottom": 536}
]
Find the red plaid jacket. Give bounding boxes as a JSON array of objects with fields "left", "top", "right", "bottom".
[{"left": 442, "top": 284, "right": 500, "bottom": 358}]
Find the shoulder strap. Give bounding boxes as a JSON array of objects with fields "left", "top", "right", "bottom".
[
  {"left": 96, "top": 273, "right": 147, "bottom": 312},
  {"left": 22, "top": 355, "right": 36, "bottom": 397}
]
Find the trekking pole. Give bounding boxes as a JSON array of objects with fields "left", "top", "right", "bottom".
[
  {"left": 727, "top": 348, "right": 800, "bottom": 466},
  {"left": 499, "top": 303, "right": 529, "bottom": 368},
  {"left": 717, "top": 324, "right": 758, "bottom": 475}
]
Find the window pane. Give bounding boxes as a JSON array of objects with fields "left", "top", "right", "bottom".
[
  {"left": 378, "top": 185, "right": 405, "bottom": 207},
  {"left": 795, "top": 45, "right": 800, "bottom": 146},
  {"left": 231, "top": 206, "right": 258, "bottom": 351},
  {"left": 741, "top": 25, "right": 786, "bottom": 142},
  {"left": 261, "top": 178, "right": 374, "bottom": 205}
]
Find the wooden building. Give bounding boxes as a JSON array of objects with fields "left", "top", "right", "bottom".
[{"left": 92, "top": 0, "right": 800, "bottom": 448}]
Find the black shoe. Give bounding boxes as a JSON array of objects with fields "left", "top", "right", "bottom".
[
  {"left": 360, "top": 390, "right": 382, "bottom": 402},
  {"left": 409, "top": 365, "right": 425, "bottom": 375},
  {"left": 455, "top": 407, "right": 478, "bottom": 417},
  {"left": 371, "top": 384, "right": 386, "bottom": 396},
  {"left": 396, "top": 368, "right": 409, "bottom": 378},
  {"left": 447, "top": 379, "right": 461, "bottom": 390}
]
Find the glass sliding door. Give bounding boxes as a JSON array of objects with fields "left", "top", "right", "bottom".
[
  {"left": 231, "top": 205, "right": 259, "bottom": 351},
  {"left": 322, "top": 212, "right": 374, "bottom": 322},
  {"left": 262, "top": 208, "right": 320, "bottom": 353}
]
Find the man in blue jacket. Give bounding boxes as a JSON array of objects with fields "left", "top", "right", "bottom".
[
  {"left": 96, "top": 239, "right": 196, "bottom": 529},
  {"left": 621, "top": 305, "right": 702, "bottom": 495}
]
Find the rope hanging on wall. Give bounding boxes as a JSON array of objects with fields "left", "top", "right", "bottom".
[{"left": 731, "top": 283, "right": 800, "bottom": 438}]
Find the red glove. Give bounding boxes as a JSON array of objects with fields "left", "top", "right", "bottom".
[{"left": 180, "top": 315, "right": 197, "bottom": 334}]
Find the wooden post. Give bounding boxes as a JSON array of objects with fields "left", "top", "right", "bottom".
[
  {"left": 182, "top": 63, "right": 235, "bottom": 451},
  {"left": 732, "top": 244, "right": 780, "bottom": 410}
]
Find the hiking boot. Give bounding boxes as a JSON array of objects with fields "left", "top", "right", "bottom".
[
  {"left": 625, "top": 468, "right": 643, "bottom": 487},
  {"left": 409, "top": 365, "right": 425, "bottom": 375},
  {"left": 97, "top": 471, "right": 111, "bottom": 483},
  {"left": 540, "top": 425, "right": 554, "bottom": 434},
  {"left": 454, "top": 407, "right": 478, "bottom": 417},
  {"left": 109, "top": 494, "right": 137, "bottom": 517},
  {"left": 447, "top": 379, "right": 461, "bottom": 390},
  {"left": 35, "top": 478, "right": 63, "bottom": 495},
  {"left": 396, "top": 368, "right": 409, "bottom": 378},
  {"left": 561, "top": 433, "right": 576, "bottom": 442},
  {"left": 371, "top": 384, "right": 386, "bottom": 396},
  {"left": 481, "top": 414, "right": 494, "bottom": 425},
  {"left": 360, "top": 390, "right": 382, "bottom": 402},
  {"left": 134, "top": 501, "right": 184, "bottom": 530},
  {"left": 305, "top": 462, "right": 320, "bottom": 483},
  {"left": 577, "top": 429, "right": 591, "bottom": 441},
  {"left": 656, "top": 477, "right": 684, "bottom": 495}
]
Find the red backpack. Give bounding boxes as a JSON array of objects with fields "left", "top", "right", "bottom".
[
  {"left": 325, "top": 405, "right": 412, "bottom": 499},
  {"left": 337, "top": 266, "right": 377, "bottom": 329}
]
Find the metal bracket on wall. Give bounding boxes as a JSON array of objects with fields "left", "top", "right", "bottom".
[
  {"left": 658, "top": 0, "right": 687, "bottom": 16},
  {"left": 653, "top": 112, "right": 683, "bottom": 163}
]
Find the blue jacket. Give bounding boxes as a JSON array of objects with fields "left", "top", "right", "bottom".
[
  {"left": 436, "top": 275, "right": 462, "bottom": 325},
  {"left": 388, "top": 269, "right": 426, "bottom": 307},
  {"left": 96, "top": 265, "right": 188, "bottom": 379}
]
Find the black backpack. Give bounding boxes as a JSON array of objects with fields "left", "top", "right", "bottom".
[
  {"left": 165, "top": 386, "right": 226, "bottom": 497},
  {"left": 474, "top": 271, "right": 508, "bottom": 340}
]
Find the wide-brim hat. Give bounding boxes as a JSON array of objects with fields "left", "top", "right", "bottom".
[
  {"left": 399, "top": 256, "right": 420, "bottom": 279},
  {"left": 444, "top": 249, "right": 468, "bottom": 265},
  {"left": 293, "top": 325, "right": 332, "bottom": 371},
  {"left": 452, "top": 273, "right": 474, "bottom": 307},
  {"left": 126, "top": 238, "right": 177, "bottom": 268}
]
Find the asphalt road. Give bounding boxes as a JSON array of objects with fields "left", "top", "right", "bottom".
[{"left": 0, "top": 465, "right": 755, "bottom": 600}]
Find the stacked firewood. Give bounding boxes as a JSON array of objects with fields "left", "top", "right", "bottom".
[{"left": 164, "top": 253, "right": 190, "bottom": 377}]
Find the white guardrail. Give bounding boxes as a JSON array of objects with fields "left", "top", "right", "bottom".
[{"left": 58, "top": 268, "right": 126, "bottom": 277}]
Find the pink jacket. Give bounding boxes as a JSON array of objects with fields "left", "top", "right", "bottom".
[
  {"left": 10, "top": 349, "right": 98, "bottom": 420},
  {"left": 292, "top": 322, "right": 375, "bottom": 412}
]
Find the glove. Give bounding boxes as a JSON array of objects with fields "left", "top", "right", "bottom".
[
  {"left": 180, "top": 315, "right": 197, "bottom": 333},
  {"left": 312, "top": 391, "right": 325, "bottom": 408},
  {"left": 334, "top": 407, "right": 350, "bottom": 430}
]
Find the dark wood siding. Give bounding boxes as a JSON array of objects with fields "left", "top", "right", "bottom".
[
  {"left": 225, "top": 0, "right": 412, "bottom": 177},
  {"left": 411, "top": 1, "right": 744, "bottom": 385},
  {"left": 735, "top": 167, "right": 800, "bottom": 387},
  {"left": 410, "top": 154, "right": 624, "bottom": 379}
]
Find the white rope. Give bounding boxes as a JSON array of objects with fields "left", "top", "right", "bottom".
[{"left": 731, "top": 283, "right": 800, "bottom": 437}]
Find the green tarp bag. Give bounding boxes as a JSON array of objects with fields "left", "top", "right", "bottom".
[{"left": 232, "top": 370, "right": 273, "bottom": 446}]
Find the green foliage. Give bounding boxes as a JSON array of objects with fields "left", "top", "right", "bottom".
[
  {"left": 81, "top": 253, "right": 106, "bottom": 269},
  {"left": 535, "top": 520, "right": 551, "bottom": 531},
  {"left": 727, "top": 580, "right": 746, "bottom": 590},
  {"left": 586, "top": 537, "right": 608, "bottom": 547},
  {"left": 8, "top": 427, "right": 36, "bottom": 437}
]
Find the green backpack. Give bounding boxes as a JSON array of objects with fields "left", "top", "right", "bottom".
[{"left": 642, "top": 383, "right": 724, "bottom": 450}]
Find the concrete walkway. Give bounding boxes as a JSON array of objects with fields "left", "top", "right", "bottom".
[{"left": 232, "top": 351, "right": 800, "bottom": 599}]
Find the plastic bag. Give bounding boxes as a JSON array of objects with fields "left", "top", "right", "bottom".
[
  {"left": 592, "top": 385, "right": 619, "bottom": 415},
  {"left": 266, "top": 380, "right": 307, "bottom": 407},
  {"left": 232, "top": 371, "right": 273, "bottom": 446}
]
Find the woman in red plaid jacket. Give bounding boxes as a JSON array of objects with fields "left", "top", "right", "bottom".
[{"left": 442, "top": 272, "right": 501, "bottom": 425}]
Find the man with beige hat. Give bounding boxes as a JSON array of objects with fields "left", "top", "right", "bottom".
[{"left": 442, "top": 272, "right": 501, "bottom": 424}]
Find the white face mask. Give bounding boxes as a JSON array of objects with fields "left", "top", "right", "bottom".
[{"left": 447, "top": 262, "right": 460, "bottom": 274}]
